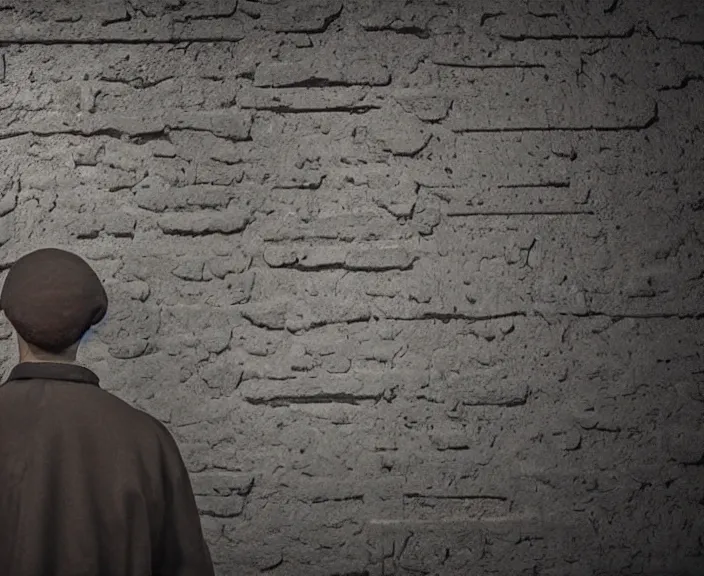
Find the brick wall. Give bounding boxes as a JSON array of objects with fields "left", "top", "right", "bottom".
[{"left": 1, "top": 1, "right": 703, "bottom": 574}]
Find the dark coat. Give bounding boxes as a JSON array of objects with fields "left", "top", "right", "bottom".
[{"left": 0, "top": 361, "right": 215, "bottom": 576}]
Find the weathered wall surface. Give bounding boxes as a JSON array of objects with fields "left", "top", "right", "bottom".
[{"left": 1, "top": 0, "right": 703, "bottom": 574}]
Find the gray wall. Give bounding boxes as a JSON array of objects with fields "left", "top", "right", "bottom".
[{"left": 1, "top": 1, "right": 703, "bottom": 574}]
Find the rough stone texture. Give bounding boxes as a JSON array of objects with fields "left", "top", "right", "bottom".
[{"left": 1, "top": 0, "right": 703, "bottom": 574}]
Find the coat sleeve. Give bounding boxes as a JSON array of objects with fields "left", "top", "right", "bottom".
[{"left": 154, "top": 425, "right": 215, "bottom": 576}]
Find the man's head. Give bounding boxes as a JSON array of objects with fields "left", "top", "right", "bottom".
[{"left": 0, "top": 248, "right": 108, "bottom": 358}]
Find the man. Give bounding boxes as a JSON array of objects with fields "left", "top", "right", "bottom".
[{"left": 0, "top": 248, "right": 215, "bottom": 576}]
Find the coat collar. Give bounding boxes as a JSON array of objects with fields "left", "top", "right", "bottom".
[{"left": 3, "top": 362, "right": 100, "bottom": 386}]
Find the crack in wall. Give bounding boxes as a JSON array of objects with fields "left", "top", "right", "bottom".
[
  {"left": 243, "top": 392, "right": 384, "bottom": 406},
  {"left": 657, "top": 76, "right": 704, "bottom": 91},
  {"left": 0, "top": 37, "right": 247, "bottom": 45},
  {"left": 403, "top": 493, "right": 508, "bottom": 501},
  {"left": 435, "top": 62, "right": 546, "bottom": 69},
  {"left": 500, "top": 26, "right": 636, "bottom": 42},
  {"left": 362, "top": 25, "right": 431, "bottom": 39},
  {"left": 447, "top": 210, "right": 595, "bottom": 216},
  {"left": 452, "top": 102, "right": 659, "bottom": 133}
]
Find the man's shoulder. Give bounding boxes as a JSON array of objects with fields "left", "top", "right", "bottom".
[
  {"left": 100, "top": 391, "right": 173, "bottom": 436},
  {"left": 104, "top": 394, "right": 187, "bottom": 467},
  {"left": 109, "top": 397, "right": 187, "bottom": 468},
  {"left": 78, "top": 385, "right": 178, "bottom": 448}
]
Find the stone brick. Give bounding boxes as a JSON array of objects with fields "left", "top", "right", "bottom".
[
  {"left": 0, "top": 179, "right": 17, "bottom": 217},
  {"left": 286, "top": 297, "right": 371, "bottom": 332},
  {"left": 108, "top": 338, "right": 150, "bottom": 360},
  {"left": 261, "top": 244, "right": 416, "bottom": 272},
  {"left": 368, "top": 109, "right": 431, "bottom": 156},
  {"left": 254, "top": 59, "right": 390, "bottom": 88},
  {"left": 156, "top": 208, "right": 251, "bottom": 236},
  {"left": 207, "top": 252, "right": 251, "bottom": 279},
  {"left": 0, "top": 112, "right": 164, "bottom": 139},
  {"left": 433, "top": 183, "right": 592, "bottom": 215},
  {"left": 239, "top": 298, "right": 288, "bottom": 331},
  {"left": 0, "top": 12, "right": 247, "bottom": 43},
  {"left": 103, "top": 212, "right": 136, "bottom": 238},
  {"left": 443, "top": 376, "right": 530, "bottom": 407},
  {"left": 480, "top": 4, "right": 636, "bottom": 40},
  {"left": 644, "top": 0, "right": 704, "bottom": 44},
  {"left": 257, "top": 0, "right": 343, "bottom": 33},
  {"left": 272, "top": 169, "right": 325, "bottom": 190},
  {"left": 31, "top": 0, "right": 128, "bottom": 26},
  {"left": 171, "top": 260, "right": 207, "bottom": 282},
  {"left": 237, "top": 86, "right": 380, "bottom": 112},
  {"left": 195, "top": 494, "right": 247, "bottom": 518},
  {"left": 223, "top": 270, "right": 256, "bottom": 305},
  {"left": 290, "top": 478, "right": 365, "bottom": 503},
  {"left": 259, "top": 212, "right": 415, "bottom": 243},
  {"left": 345, "top": 247, "right": 417, "bottom": 271},
  {"left": 371, "top": 174, "right": 419, "bottom": 217},
  {"left": 199, "top": 357, "right": 243, "bottom": 396},
  {"left": 410, "top": 189, "right": 442, "bottom": 235},
  {"left": 165, "top": 110, "right": 252, "bottom": 141},
  {"left": 272, "top": 245, "right": 348, "bottom": 269},
  {"left": 191, "top": 471, "right": 254, "bottom": 497},
  {"left": 321, "top": 354, "right": 351, "bottom": 374},
  {"left": 0, "top": 215, "right": 14, "bottom": 247},
  {"left": 68, "top": 214, "right": 103, "bottom": 239},
  {"left": 135, "top": 180, "right": 238, "bottom": 212},
  {"left": 0, "top": 110, "right": 252, "bottom": 142},
  {"left": 364, "top": 516, "right": 591, "bottom": 575},
  {"left": 94, "top": 301, "right": 160, "bottom": 346},
  {"left": 164, "top": 0, "right": 239, "bottom": 20},
  {"left": 262, "top": 246, "right": 299, "bottom": 268},
  {"left": 238, "top": 373, "right": 387, "bottom": 406},
  {"left": 357, "top": 0, "right": 462, "bottom": 36},
  {"left": 395, "top": 94, "right": 453, "bottom": 122},
  {"left": 120, "top": 280, "right": 151, "bottom": 302},
  {"left": 446, "top": 76, "right": 657, "bottom": 132}
]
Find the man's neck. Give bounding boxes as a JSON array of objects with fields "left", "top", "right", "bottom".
[
  {"left": 19, "top": 356, "right": 77, "bottom": 365},
  {"left": 17, "top": 334, "right": 79, "bottom": 364},
  {"left": 19, "top": 348, "right": 78, "bottom": 365}
]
